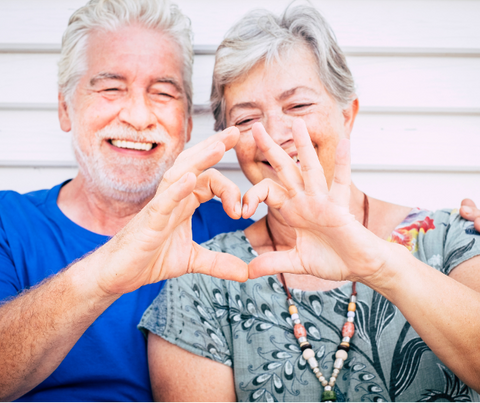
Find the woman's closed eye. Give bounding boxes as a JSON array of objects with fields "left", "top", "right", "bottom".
[
  {"left": 290, "top": 103, "right": 314, "bottom": 111},
  {"left": 236, "top": 117, "right": 260, "bottom": 127}
]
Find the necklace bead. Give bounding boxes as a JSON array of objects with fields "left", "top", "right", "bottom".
[
  {"left": 300, "top": 342, "right": 313, "bottom": 351},
  {"left": 337, "top": 343, "right": 350, "bottom": 353},
  {"left": 322, "top": 390, "right": 337, "bottom": 402},
  {"left": 302, "top": 348, "right": 315, "bottom": 360},
  {"left": 348, "top": 302, "right": 356, "bottom": 312},
  {"left": 335, "top": 349, "right": 348, "bottom": 360},
  {"left": 307, "top": 357, "right": 319, "bottom": 369},
  {"left": 294, "top": 324, "right": 307, "bottom": 338},
  {"left": 342, "top": 322, "right": 355, "bottom": 338}
]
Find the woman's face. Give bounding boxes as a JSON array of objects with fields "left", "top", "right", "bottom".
[{"left": 224, "top": 45, "right": 357, "bottom": 188}]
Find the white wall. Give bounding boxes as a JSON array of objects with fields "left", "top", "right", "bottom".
[{"left": 1, "top": 0, "right": 479, "bottom": 220}]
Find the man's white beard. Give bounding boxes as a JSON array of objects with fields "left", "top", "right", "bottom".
[{"left": 72, "top": 123, "right": 181, "bottom": 204}]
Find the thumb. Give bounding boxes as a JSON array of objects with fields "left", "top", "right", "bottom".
[
  {"left": 248, "top": 250, "right": 303, "bottom": 279},
  {"left": 191, "top": 243, "right": 248, "bottom": 282}
]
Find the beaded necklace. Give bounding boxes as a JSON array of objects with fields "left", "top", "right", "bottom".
[{"left": 264, "top": 194, "right": 369, "bottom": 402}]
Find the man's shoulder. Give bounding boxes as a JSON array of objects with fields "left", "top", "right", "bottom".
[{"left": 0, "top": 187, "right": 51, "bottom": 209}]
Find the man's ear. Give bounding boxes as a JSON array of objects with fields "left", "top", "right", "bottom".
[
  {"left": 342, "top": 98, "right": 359, "bottom": 138},
  {"left": 185, "top": 115, "right": 193, "bottom": 143},
  {"left": 58, "top": 93, "right": 72, "bottom": 132}
]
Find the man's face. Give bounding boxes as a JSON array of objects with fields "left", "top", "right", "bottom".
[{"left": 59, "top": 24, "right": 192, "bottom": 203}]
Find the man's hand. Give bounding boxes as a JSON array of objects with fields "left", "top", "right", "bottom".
[
  {"left": 89, "top": 126, "right": 248, "bottom": 297},
  {"left": 460, "top": 199, "right": 480, "bottom": 233},
  {"left": 0, "top": 126, "right": 248, "bottom": 401}
]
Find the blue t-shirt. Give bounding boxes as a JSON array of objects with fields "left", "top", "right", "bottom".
[{"left": 0, "top": 181, "right": 252, "bottom": 402}]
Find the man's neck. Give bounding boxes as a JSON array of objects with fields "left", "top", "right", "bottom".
[{"left": 57, "top": 174, "right": 152, "bottom": 236}]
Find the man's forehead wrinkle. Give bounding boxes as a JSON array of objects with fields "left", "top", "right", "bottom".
[{"left": 90, "top": 72, "right": 126, "bottom": 86}]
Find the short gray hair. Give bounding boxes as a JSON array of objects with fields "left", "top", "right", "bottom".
[
  {"left": 58, "top": 0, "right": 193, "bottom": 115},
  {"left": 211, "top": 3, "right": 356, "bottom": 131}
]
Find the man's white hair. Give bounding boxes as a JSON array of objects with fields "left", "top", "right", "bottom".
[
  {"left": 58, "top": 0, "right": 193, "bottom": 115},
  {"left": 211, "top": 2, "right": 356, "bottom": 131}
]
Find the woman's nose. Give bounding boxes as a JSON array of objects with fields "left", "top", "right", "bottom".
[{"left": 263, "top": 113, "right": 294, "bottom": 146}]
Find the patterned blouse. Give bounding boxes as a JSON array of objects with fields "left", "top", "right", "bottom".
[{"left": 139, "top": 209, "right": 480, "bottom": 402}]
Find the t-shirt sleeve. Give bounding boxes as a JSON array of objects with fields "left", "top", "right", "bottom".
[
  {"left": 138, "top": 273, "right": 233, "bottom": 367},
  {"left": 0, "top": 224, "right": 20, "bottom": 303},
  {"left": 422, "top": 210, "right": 480, "bottom": 275},
  {"left": 442, "top": 210, "right": 480, "bottom": 275}
]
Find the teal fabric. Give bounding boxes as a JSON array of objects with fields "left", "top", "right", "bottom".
[{"left": 139, "top": 209, "right": 480, "bottom": 402}]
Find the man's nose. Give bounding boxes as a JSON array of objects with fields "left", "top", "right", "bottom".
[
  {"left": 118, "top": 91, "right": 157, "bottom": 131},
  {"left": 263, "top": 112, "right": 294, "bottom": 146}
]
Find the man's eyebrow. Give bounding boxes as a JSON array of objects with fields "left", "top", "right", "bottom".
[
  {"left": 277, "top": 86, "right": 320, "bottom": 101},
  {"left": 89, "top": 73, "right": 125, "bottom": 86},
  {"left": 229, "top": 102, "right": 259, "bottom": 118},
  {"left": 152, "top": 77, "right": 184, "bottom": 94}
]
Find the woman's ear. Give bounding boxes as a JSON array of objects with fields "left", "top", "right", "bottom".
[
  {"left": 58, "top": 93, "right": 72, "bottom": 132},
  {"left": 342, "top": 98, "right": 359, "bottom": 137}
]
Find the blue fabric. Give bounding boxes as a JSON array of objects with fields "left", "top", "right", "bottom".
[{"left": 0, "top": 181, "right": 252, "bottom": 402}]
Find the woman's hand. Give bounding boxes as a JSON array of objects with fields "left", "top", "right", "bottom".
[
  {"left": 244, "top": 120, "right": 391, "bottom": 283},
  {"left": 90, "top": 127, "right": 248, "bottom": 296},
  {"left": 460, "top": 199, "right": 480, "bottom": 233}
]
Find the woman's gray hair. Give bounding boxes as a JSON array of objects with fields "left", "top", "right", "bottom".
[
  {"left": 58, "top": 0, "right": 194, "bottom": 115},
  {"left": 211, "top": 3, "right": 356, "bottom": 131}
]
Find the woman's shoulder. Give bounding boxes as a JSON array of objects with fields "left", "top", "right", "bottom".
[
  {"left": 389, "top": 207, "right": 480, "bottom": 274},
  {"left": 201, "top": 229, "right": 258, "bottom": 263}
]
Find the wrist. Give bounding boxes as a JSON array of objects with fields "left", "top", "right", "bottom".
[
  {"left": 354, "top": 239, "right": 411, "bottom": 295},
  {"left": 66, "top": 249, "right": 122, "bottom": 306}
]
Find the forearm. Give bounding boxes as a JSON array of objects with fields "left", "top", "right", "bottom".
[
  {"left": 363, "top": 242, "right": 480, "bottom": 391},
  {"left": 0, "top": 257, "right": 119, "bottom": 401}
]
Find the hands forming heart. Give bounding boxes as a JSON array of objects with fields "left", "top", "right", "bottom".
[
  {"left": 243, "top": 120, "right": 389, "bottom": 283},
  {"left": 93, "top": 118, "right": 391, "bottom": 297}
]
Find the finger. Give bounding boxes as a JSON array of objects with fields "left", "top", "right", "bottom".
[
  {"left": 191, "top": 243, "right": 248, "bottom": 282},
  {"left": 195, "top": 169, "right": 242, "bottom": 219},
  {"left": 461, "top": 198, "right": 477, "bottom": 209},
  {"left": 147, "top": 172, "right": 197, "bottom": 231},
  {"left": 248, "top": 250, "right": 305, "bottom": 279},
  {"left": 328, "top": 138, "right": 351, "bottom": 208},
  {"left": 175, "top": 126, "right": 240, "bottom": 166},
  {"left": 252, "top": 122, "right": 304, "bottom": 193},
  {"left": 292, "top": 119, "right": 328, "bottom": 194},
  {"left": 460, "top": 198, "right": 480, "bottom": 221},
  {"left": 242, "top": 179, "right": 287, "bottom": 218},
  {"left": 475, "top": 217, "right": 480, "bottom": 234},
  {"left": 157, "top": 140, "right": 225, "bottom": 194}
]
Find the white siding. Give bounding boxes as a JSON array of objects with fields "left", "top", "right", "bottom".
[{"left": 1, "top": 0, "right": 479, "bottom": 220}]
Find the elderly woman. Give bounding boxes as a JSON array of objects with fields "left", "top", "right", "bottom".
[{"left": 139, "top": 4, "right": 480, "bottom": 402}]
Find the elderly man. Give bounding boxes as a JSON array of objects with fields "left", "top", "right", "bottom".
[{"left": 0, "top": 0, "right": 251, "bottom": 401}]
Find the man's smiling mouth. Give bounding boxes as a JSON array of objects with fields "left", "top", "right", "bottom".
[{"left": 109, "top": 139, "right": 157, "bottom": 151}]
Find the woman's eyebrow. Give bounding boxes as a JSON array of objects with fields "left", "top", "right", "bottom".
[
  {"left": 277, "top": 86, "right": 319, "bottom": 101},
  {"left": 229, "top": 102, "right": 259, "bottom": 118}
]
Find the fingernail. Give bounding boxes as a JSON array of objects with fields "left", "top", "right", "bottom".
[
  {"left": 463, "top": 206, "right": 472, "bottom": 214},
  {"left": 235, "top": 202, "right": 241, "bottom": 216},
  {"left": 242, "top": 204, "right": 249, "bottom": 216}
]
